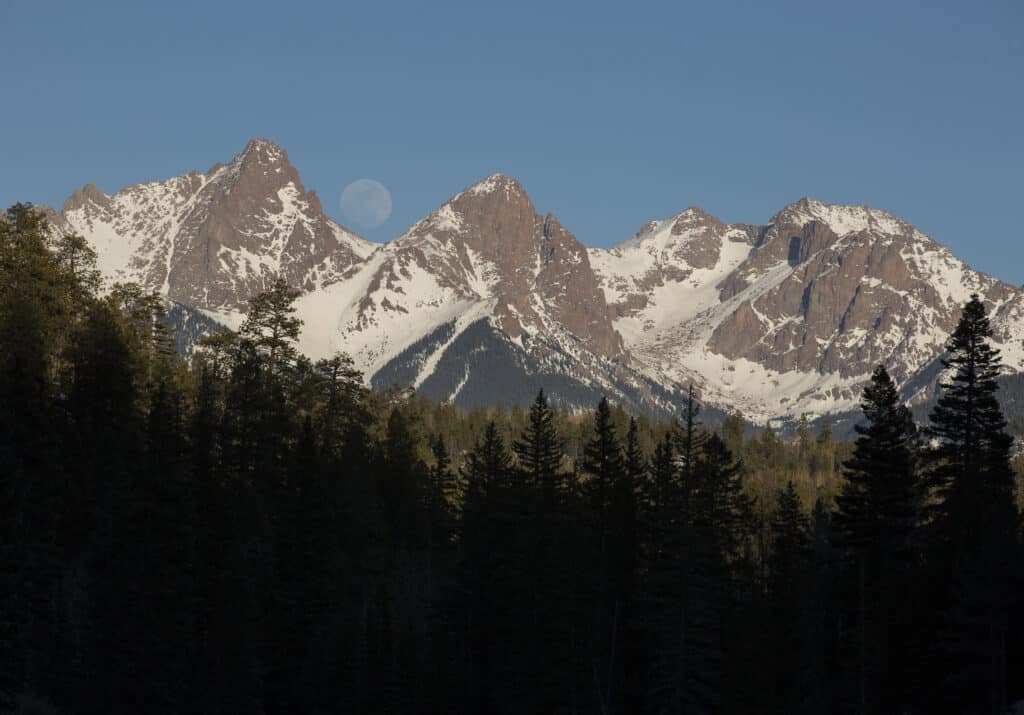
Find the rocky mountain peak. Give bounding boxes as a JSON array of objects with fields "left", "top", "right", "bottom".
[
  {"left": 62, "top": 183, "right": 110, "bottom": 213},
  {"left": 463, "top": 172, "right": 525, "bottom": 198},
  {"left": 59, "top": 139, "right": 371, "bottom": 313},
  {"left": 402, "top": 173, "right": 540, "bottom": 266},
  {"left": 238, "top": 137, "right": 288, "bottom": 164},
  {"left": 57, "top": 138, "right": 1024, "bottom": 425},
  {"left": 770, "top": 197, "right": 911, "bottom": 239},
  {"left": 670, "top": 206, "right": 722, "bottom": 234},
  {"left": 224, "top": 137, "right": 303, "bottom": 199}
]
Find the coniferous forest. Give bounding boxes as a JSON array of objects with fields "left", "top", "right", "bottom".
[{"left": 2, "top": 201, "right": 1023, "bottom": 714}]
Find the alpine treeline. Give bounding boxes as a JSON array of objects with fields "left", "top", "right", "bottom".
[{"left": 1, "top": 203, "right": 1022, "bottom": 714}]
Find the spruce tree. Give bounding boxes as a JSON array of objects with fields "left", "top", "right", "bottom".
[
  {"left": 428, "top": 434, "right": 464, "bottom": 545},
  {"left": 513, "top": 389, "right": 565, "bottom": 498},
  {"left": 834, "top": 364, "right": 920, "bottom": 713},
  {"left": 924, "top": 295, "right": 1020, "bottom": 713},
  {"left": 612, "top": 417, "right": 644, "bottom": 710},
  {"left": 768, "top": 481, "right": 812, "bottom": 714},
  {"left": 580, "top": 397, "right": 627, "bottom": 713},
  {"left": 0, "top": 204, "right": 66, "bottom": 709},
  {"left": 459, "top": 421, "right": 516, "bottom": 712},
  {"left": 105, "top": 380, "right": 196, "bottom": 715},
  {"left": 511, "top": 390, "right": 579, "bottom": 712},
  {"left": 677, "top": 384, "right": 706, "bottom": 485},
  {"left": 239, "top": 277, "right": 302, "bottom": 378}
]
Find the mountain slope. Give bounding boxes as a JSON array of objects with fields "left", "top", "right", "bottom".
[
  {"left": 294, "top": 173, "right": 674, "bottom": 414},
  {"left": 589, "top": 198, "right": 1022, "bottom": 420},
  {"left": 51, "top": 138, "right": 1024, "bottom": 422},
  {"left": 57, "top": 139, "right": 373, "bottom": 315}
]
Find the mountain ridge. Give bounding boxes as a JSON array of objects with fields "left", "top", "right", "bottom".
[{"left": 44, "top": 138, "right": 1024, "bottom": 422}]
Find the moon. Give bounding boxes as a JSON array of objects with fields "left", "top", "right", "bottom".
[{"left": 340, "top": 178, "right": 392, "bottom": 228}]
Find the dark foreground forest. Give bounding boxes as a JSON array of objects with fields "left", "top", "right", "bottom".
[{"left": 2, "top": 203, "right": 1022, "bottom": 714}]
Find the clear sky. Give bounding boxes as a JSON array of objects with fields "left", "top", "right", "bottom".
[{"left": 2, "top": 0, "right": 1022, "bottom": 282}]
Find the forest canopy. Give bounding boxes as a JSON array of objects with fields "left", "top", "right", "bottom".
[{"left": 1, "top": 203, "right": 1022, "bottom": 714}]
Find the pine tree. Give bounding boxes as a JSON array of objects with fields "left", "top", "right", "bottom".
[
  {"left": 313, "top": 353, "right": 367, "bottom": 459},
  {"left": 239, "top": 277, "right": 302, "bottom": 378},
  {"left": 63, "top": 298, "right": 144, "bottom": 711},
  {"left": 767, "top": 481, "right": 812, "bottom": 714},
  {"left": 676, "top": 384, "right": 706, "bottom": 485},
  {"left": 612, "top": 417, "right": 644, "bottom": 711},
  {"left": 108, "top": 282, "right": 177, "bottom": 382},
  {"left": 379, "top": 407, "right": 429, "bottom": 549},
  {"left": 834, "top": 364, "right": 920, "bottom": 713},
  {"left": 0, "top": 204, "right": 66, "bottom": 709},
  {"left": 459, "top": 421, "right": 516, "bottom": 712},
  {"left": 513, "top": 389, "right": 565, "bottom": 498},
  {"left": 797, "top": 414, "right": 813, "bottom": 458},
  {"left": 105, "top": 380, "right": 196, "bottom": 715},
  {"left": 615, "top": 417, "right": 643, "bottom": 596},
  {"left": 924, "top": 294, "right": 1020, "bottom": 713},
  {"left": 579, "top": 397, "right": 628, "bottom": 713},
  {"left": 462, "top": 420, "right": 513, "bottom": 502},
  {"left": 683, "top": 431, "right": 748, "bottom": 713},
  {"left": 428, "top": 434, "right": 464, "bottom": 545},
  {"left": 511, "top": 390, "right": 580, "bottom": 712}
]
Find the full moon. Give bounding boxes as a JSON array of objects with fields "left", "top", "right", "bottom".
[{"left": 340, "top": 179, "right": 392, "bottom": 228}]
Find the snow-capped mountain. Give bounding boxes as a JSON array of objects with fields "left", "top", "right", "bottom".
[
  {"left": 49, "top": 139, "right": 1024, "bottom": 421},
  {"left": 295, "top": 173, "right": 673, "bottom": 414},
  {"left": 590, "top": 198, "right": 1024, "bottom": 421},
  {"left": 55, "top": 139, "right": 374, "bottom": 315}
]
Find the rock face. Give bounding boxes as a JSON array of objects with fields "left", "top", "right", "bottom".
[
  {"left": 54, "top": 138, "right": 1024, "bottom": 421},
  {"left": 590, "top": 197, "right": 1024, "bottom": 419},
  {"left": 327, "top": 173, "right": 623, "bottom": 370},
  {"left": 57, "top": 139, "right": 373, "bottom": 313},
  {"left": 293, "top": 173, "right": 659, "bottom": 414}
]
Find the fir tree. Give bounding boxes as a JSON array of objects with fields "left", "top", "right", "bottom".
[
  {"left": 768, "top": 481, "right": 812, "bottom": 714},
  {"left": 580, "top": 397, "right": 628, "bottom": 713},
  {"left": 428, "top": 433, "right": 464, "bottom": 545},
  {"left": 511, "top": 390, "right": 580, "bottom": 712},
  {"left": 924, "top": 295, "right": 1020, "bottom": 713},
  {"left": 239, "top": 277, "right": 302, "bottom": 378},
  {"left": 513, "top": 389, "right": 565, "bottom": 498},
  {"left": 834, "top": 364, "right": 920, "bottom": 713}
]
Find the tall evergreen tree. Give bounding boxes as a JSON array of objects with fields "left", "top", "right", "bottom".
[
  {"left": 513, "top": 389, "right": 565, "bottom": 498},
  {"left": 104, "top": 380, "right": 196, "bottom": 715},
  {"left": 834, "top": 364, "right": 920, "bottom": 713},
  {"left": 580, "top": 397, "right": 628, "bottom": 713},
  {"left": 767, "top": 481, "right": 812, "bottom": 714},
  {"left": 239, "top": 277, "right": 302, "bottom": 378},
  {"left": 0, "top": 204, "right": 67, "bottom": 709},
  {"left": 459, "top": 421, "right": 517, "bottom": 712},
  {"left": 511, "top": 390, "right": 580, "bottom": 712},
  {"left": 924, "top": 295, "right": 1021, "bottom": 714},
  {"left": 428, "top": 433, "right": 464, "bottom": 544},
  {"left": 677, "top": 384, "right": 706, "bottom": 485}
]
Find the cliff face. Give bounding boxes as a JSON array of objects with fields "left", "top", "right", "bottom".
[
  {"left": 57, "top": 139, "right": 1024, "bottom": 420},
  {"left": 59, "top": 139, "right": 373, "bottom": 312},
  {"left": 590, "top": 198, "right": 1022, "bottom": 419}
]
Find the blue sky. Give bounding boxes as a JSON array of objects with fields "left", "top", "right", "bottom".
[{"left": 2, "top": 0, "right": 1022, "bottom": 282}]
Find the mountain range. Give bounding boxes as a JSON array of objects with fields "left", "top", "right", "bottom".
[{"left": 44, "top": 138, "right": 1024, "bottom": 424}]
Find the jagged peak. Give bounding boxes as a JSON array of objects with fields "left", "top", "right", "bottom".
[
  {"left": 670, "top": 206, "right": 723, "bottom": 233},
  {"left": 678, "top": 205, "right": 718, "bottom": 220},
  {"left": 406, "top": 174, "right": 531, "bottom": 236},
  {"left": 770, "top": 196, "right": 909, "bottom": 237},
  {"left": 616, "top": 205, "right": 722, "bottom": 251},
  {"left": 228, "top": 137, "right": 293, "bottom": 173},
  {"left": 408, "top": 172, "right": 534, "bottom": 234},
  {"left": 240, "top": 136, "right": 286, "bottom": 157},
  {"left": 459, "top": 172, "right": 527, "bottom": 200},
  {"left": 211, "top": 137, "right": 304, "bottom": 194},
  {"left": 62, "top": 183, "right": 110, "bottom": 213}
]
